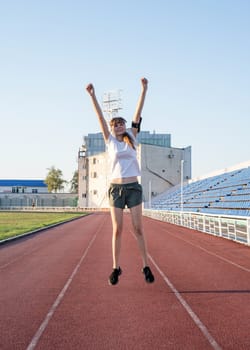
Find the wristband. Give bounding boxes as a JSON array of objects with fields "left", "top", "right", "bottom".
[{"left": 131, "top": 117, "right": 142, "bottom": 133}]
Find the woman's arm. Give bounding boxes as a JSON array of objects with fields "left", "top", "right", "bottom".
[
  {"left": 131, "top": 78, "right": 148, "bottom": 136},
  {"left": 86, "top": 83, "right": 110, "bottom": 142}
]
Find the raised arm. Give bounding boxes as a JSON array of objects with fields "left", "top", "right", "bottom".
[
  {"left": 86, "top": 83, "right": 110, "bottom": 142},
  {"left": 131, "top": 78, "right": 148, "bottom": 136}
]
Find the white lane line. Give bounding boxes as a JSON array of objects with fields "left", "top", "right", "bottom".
[
  {"left": 26, "top": 226, "right": 101, "bottom": 350},
  {"left": 164, "top": 228, "right": 250, "bottom": 273},
  {"left": 184, "top": 241, "right": 250, "bottom": 273},
  {"left": 0, "top": 247, "right": 42, "bottom": 270},
  {"left": 148, "top": 254, "right": 222, "bottom": 350}
]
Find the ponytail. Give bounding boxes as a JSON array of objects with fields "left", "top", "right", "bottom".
[
  {"left": 123, "top": 132, "right": 135, "bottom": 150},
  {"left": 109, "top": 117, "right": 136, "bottom": 150}
]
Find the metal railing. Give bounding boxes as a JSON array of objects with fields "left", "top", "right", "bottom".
[
  {"left": 0, "top": 206, "right": 109, "bottom": 212},
  {"left": 143, "top": 209, "right": 250, "bottom": 246}
]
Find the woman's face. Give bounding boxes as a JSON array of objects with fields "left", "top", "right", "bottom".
[{"left": 110, "top": 119, "right": 126, "bottom": 136}]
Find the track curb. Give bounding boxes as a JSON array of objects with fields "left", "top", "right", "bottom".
[{"left": 0, "top": 213, "right": 91, "bottom": 246}]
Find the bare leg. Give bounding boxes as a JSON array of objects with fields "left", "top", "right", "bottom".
[
  {"left": 110, "top": 206, "right": 123, "bottom": 269},
  {"left": 130, "top": 203, "right": 148, "bottom": 267}
]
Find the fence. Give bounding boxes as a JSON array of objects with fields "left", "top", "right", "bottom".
[
  {"left": 1, "top": 205, "right": 249, "bottom": 246},
  {"left": 0, "top": 194, "right": 78, "bottom": 208},
  {"left": 143, "top": 209, "right": 250, "bottom": 246}
]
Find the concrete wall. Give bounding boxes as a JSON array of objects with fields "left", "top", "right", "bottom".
[
  {"left": 87, "top": 153, "right": 110, "bottom": 208},
  {"left": 140, "top": 144, "right": 191, "bottom": 201}
]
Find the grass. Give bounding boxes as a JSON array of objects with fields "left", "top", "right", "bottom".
[{"left": 0, "top": 211, "right": 87, "bottom": 241}]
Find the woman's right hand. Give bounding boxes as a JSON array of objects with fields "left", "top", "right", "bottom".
[
  {"left": 141, "top": 77, "right": 148, "bottom": 90},
  {"left": 86, "top": 83, "right": 95, "bottom": 96}
]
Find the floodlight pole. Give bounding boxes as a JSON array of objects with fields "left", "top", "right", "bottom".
[
  {"left": 102, "top": 89, "right": 123, "bottom": 120},
  {"left": 181, "top": 159, "right": 184, "bottom": 225},
  {"left": 149, "top": 180, "right": 152, "bottom": 209}
]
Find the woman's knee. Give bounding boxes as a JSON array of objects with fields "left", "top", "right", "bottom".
[
  {"left": 133, "top": 224, "right": 143, "bottom": 236},
  {"left": 113, "top": 226, "right": 123, "bottom": 237}
]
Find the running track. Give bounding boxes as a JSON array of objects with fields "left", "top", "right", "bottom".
[{"left": 0, "top": 212, "right": 250, "bottom": 350}]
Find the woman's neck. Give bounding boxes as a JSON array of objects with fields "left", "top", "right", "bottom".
[{"left": 115, "top": 133, "right": 124, "bottom": 142}]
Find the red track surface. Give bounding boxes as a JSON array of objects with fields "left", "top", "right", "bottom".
[{"left": 0, "top": 212, "right": 250, "bottom": 350}]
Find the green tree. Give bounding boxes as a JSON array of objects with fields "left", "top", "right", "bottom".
[
  {"left": 45, "top": 166, "right": 66, "bottom": 193},
  {"left": 70, "top": 170, "right": 78, "bottom": 193}
]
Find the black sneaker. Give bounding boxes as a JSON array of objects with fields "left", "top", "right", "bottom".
[
  {"left": 109, "top": 267, "right": 122, "bottom": 285},
  {"left": 142, "top": 266, "right": 154, "bottom": 283}
]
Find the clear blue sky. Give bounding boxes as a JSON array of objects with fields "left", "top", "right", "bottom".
[{"left": 1, "top": 0, "right": 249, "bottom": 186}]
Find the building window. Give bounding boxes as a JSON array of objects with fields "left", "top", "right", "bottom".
[
  {"left": 12, "top": 187, "right": 21, "bottom": 193},
  {"left": 32, "top": 189, "right": 38, "bottom": 193}
]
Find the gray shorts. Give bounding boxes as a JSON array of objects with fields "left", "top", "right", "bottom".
[{"left": 108, "top": 182, "right": 143, "bottom": 209}]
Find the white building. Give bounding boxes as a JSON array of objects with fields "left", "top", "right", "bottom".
[
  {"left": 0, "top": 180, "right": 48, "bottom": 194},
  {"left": 0, "top": 180, "right": 78, "bottom": 208},
  {"left": 78, "top": 132, "right": 191, "bottom": 208}
]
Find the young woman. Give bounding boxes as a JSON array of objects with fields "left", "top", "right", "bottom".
[{"left": 86, "top": 78, "right": 154, "bottom": 286}]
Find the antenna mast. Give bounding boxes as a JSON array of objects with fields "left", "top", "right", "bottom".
[{"left": 102, "top": 89, "right": 123, "bottom": 121}]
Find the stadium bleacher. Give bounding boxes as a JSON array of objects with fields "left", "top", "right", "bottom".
[{"left": 149, "top": 166, "right": 250, "bottom": 216}]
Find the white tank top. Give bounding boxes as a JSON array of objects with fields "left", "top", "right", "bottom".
[{"left": 106, "top": 130, "right": 141, "bottom": 180}]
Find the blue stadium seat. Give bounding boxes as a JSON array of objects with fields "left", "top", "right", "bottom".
[{"left": 148, "top": 166, "right": 250, "bottom": 216}]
